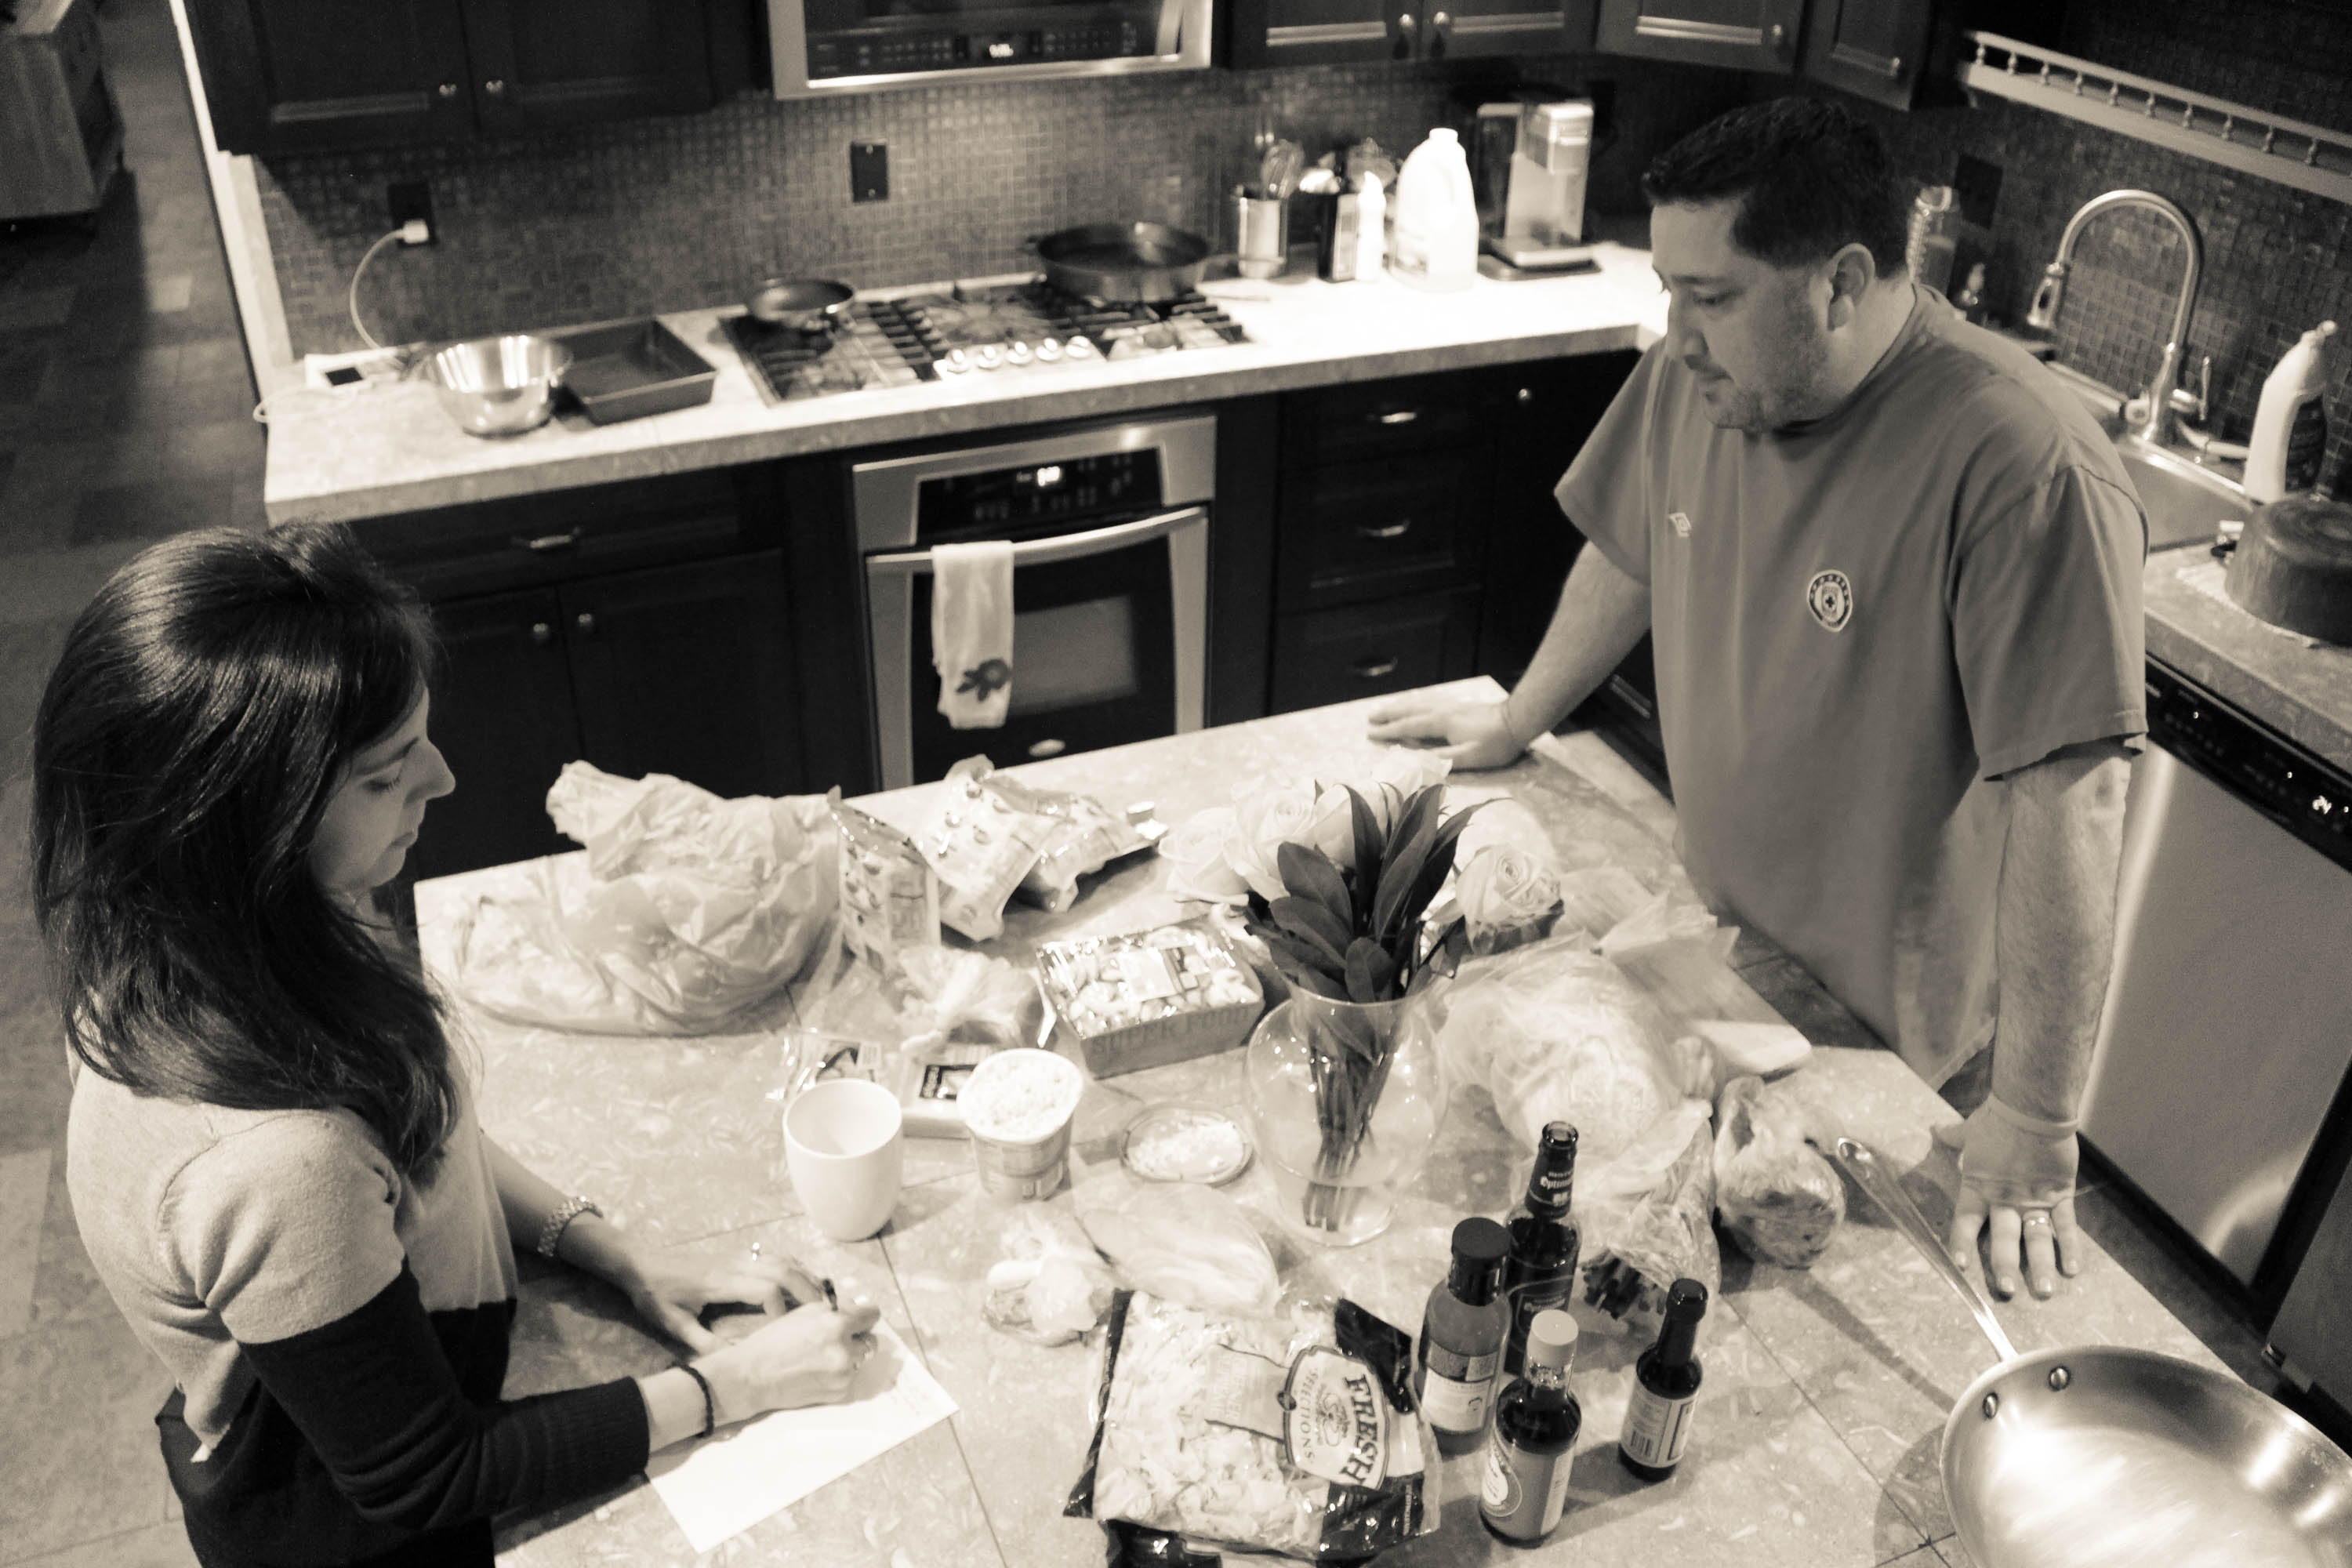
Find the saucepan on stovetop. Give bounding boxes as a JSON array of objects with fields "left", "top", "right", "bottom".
[
  {"left": 746, "top": 277, "right": 855, "bottom": 333},
  {"left": 1829, "top": 1137, "right": 2352, "bottom": 1568},
  {"left": 1027, "top": 222, "right": 1212, "bottom": 303}
]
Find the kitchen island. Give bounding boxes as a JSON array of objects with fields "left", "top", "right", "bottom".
[{"left": 416, "top": 680, "right": 2232, "bottom": 1568}]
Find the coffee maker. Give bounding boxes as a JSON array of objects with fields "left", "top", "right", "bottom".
[{"left": 1468, "top": 99, "right": 1595, "bottom": 274}]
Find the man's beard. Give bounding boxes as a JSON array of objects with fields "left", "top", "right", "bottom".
[{"left": 1696, "top": 328, "right": 1835, "bottom": 434}]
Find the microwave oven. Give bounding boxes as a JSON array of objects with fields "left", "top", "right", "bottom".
[{"left": 768, "top": 0, "right": 1212, "bottom": 96}]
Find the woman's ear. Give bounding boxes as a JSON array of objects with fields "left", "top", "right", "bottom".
[{"left": 1824, "top": 242, "right": 1878, "bottom": 331}]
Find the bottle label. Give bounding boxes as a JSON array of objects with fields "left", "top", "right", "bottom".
[
  {"left": 2285, "top": 399, "right": 2328, "bottom": 491},
  {"left": 1479, "top": 1427, "right": 1570, "bottom": 1539},
  {"left": 1620, "top": 1383, "right": 1697, "bottom": 1468},
  {"left": 1417, "top": 1341, "right": 1498, "bottom": 1432}
]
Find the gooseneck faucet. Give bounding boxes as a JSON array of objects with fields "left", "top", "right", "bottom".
[{"left": 2024, "top": 190, "right": 2203, "bottom": 448}]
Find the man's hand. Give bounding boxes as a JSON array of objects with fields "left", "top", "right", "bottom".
[
  {"left": 1941, "top": 1098, "right": 2085, "bottom": 1301},
  {"left": 1365, "top": 697, "right": 1525, "bottom": 769}
]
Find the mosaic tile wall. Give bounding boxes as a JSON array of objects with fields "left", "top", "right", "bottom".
[
  {"left": 257, "top": 56, "right": 1740, "bottom": 361},
  {"left": 1849, "top": 0, "right": 2352, "bottom": 489}
]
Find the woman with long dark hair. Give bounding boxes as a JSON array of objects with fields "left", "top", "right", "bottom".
[{"left": 36, "top": 522, "right": 877, "bottom": 1568}]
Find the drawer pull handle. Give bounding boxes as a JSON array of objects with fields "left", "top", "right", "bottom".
[
  {"left": 1352, "top": 656, "right": 1400, "bottom": 679},
  {"left": 1358, "top": 519, "right": 1413, "bottom": 540},
  {"left": 513, "top": 528, "right": 583, "bottom": 553},
  {"left": 1027, "top": 738, "right": 1068, "bottom": 759},
  {"left": 531, "top": 621, "right": 554, "bottom": 646},
  {"left": 574, "top": 612, "right": 597, "bottom": 636},
  {"left": 1374, "top": 408, "right": 1421, "bottom": 426}
]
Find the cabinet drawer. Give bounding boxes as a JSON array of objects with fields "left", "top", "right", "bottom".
[
  {"left": 1281, "top": 371, "right": 1510, "bottom": 466},
  {"left": 1280, "top": 448, "right": 1488, "bottom": 610},
  {"left": 1270, "top": 589, "right": 1480, "bottom": 713}
]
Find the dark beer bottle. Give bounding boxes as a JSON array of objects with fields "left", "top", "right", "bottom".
[{"left": 1500, "top": 1121, "right": 1581, "bottom": 1375}]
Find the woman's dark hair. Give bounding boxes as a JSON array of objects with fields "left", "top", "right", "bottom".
[
  {"left": 1641, "top": 96, "right": 1909, "bottom": 276},
  {"left": 32, "top": 521, "right": 458, "bottom": 1178}
]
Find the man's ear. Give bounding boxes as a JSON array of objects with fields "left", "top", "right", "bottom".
[{"left": 1824, "top": 242, "right": 1878, "bottom": 330}]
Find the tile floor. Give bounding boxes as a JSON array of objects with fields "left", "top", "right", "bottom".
[{"left": 0, "top": 5, "right": 2340, "bottom": 1564}]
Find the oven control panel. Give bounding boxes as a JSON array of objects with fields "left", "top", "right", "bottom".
[{"left": 916, "top": 449, "right": 1163, "bottom": 538}]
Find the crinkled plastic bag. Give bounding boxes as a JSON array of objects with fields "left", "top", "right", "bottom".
[
  {"left": 1074, "top": 1172, "right": 1279, "bottom": 1318},
  {"left": 449, "top": 763, "right": 835, "bottom": 1033},
  {"left": 1577, "top": 1098, "right": 1720, "bottom": 1336}
]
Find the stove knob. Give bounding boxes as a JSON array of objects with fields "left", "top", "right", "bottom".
[
  {"left": 974, "top": 344, "right": 1004, "bottom": 371},
  {"left": 1006, "top": 339, "right": 1034, "bottom": 365},
  {"left": 1140, "top": 322, "right": 1177, "bottom": 350},
  {"left": 938, "top": 348, "right": 971, "bottom": 375},
  {"left": 1036, "top": 337, "right": 1064, "bottom": 362},
  {"left": 1065, "top": 335, "right": 1098, "bottom": 359}
]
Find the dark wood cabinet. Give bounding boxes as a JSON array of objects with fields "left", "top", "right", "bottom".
[
  {"left": 187, "top": 0, "right": 718, "bottom": 154},
  {"left": 1229, "top": 0, "right": 1595, "bottom": 68},
  {"left": 1595, "top": 0, "right": 1935, "bottom": 109}
]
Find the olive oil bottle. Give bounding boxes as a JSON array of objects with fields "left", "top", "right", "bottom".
[{"left": 1479, "top": 1308, "right": 1582, "bottom": 1541}]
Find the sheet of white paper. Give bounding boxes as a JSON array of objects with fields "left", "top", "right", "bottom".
[{"left": 644, "top": 1322, "right": 957, "bottom": 1553}]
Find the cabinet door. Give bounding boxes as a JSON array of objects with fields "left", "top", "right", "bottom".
[
  {"left": 459, "top": 0, "right": 714, "bottom": 133},
  {"left": 561, "top": 550, "right": 800, "bottom": 802},
  {"left": 412, "top": 586, "right": 582, "bottom": 882},
  {"left": 1270, "top": 590, "right": 1481, "bottom": 713},
  {"left": 1799, "top": 0, "right": 1933, "bottom": 108},
  {"left": 1425, "top": 0, "right": 1596, "bottom": 60},
  {"left": 1228, "top": 0, "right": 1410, "bottom": 68},
  {"left": 1594, "top": 0, "right": 1802, "bottom": 71},
  {"left": 185, "top": 0, "right": 476, "bottom": 155}
]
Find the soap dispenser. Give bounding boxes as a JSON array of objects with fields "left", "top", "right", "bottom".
[{"left": 2246, "top": 321, "right": 2336, "bottom": 503}]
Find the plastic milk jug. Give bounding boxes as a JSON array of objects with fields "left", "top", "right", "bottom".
[{"left": 1392, "top": 129, "right": 1479, "bottom": 292}]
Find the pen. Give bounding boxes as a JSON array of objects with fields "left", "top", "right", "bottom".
[{"left": 822, "top": 1276, "right": 839, "bottom": 1312}]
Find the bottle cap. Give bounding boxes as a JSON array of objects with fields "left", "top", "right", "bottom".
[
  {"left": 1540, "top": 1122, "right": 1577, "bottom": 1152},
  {"left": 1525, "top": 1308, "right": 1578, "bottom": 1373},
  {"left": 1664, "top": 1278, "right": 1709, "bottom": 1322},
  {"left": 1451, "top": 1216, "right": 1511, "bottom": 1265}
]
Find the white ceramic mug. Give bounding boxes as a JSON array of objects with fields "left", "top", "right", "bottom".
[{"left": 784, "top": 1079, "right": 905, "bottom": 1240}]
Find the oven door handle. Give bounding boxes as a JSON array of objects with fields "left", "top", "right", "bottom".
[{"left": 866, "top": 507, "right": 1207, "bottom": 575}]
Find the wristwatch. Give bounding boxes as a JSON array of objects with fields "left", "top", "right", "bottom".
[{"left": 535, "top": 1195, "right": 603, "bottom": 1259}]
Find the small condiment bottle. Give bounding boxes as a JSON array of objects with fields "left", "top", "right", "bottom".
[
  {"left": 1479, "top": 1308, "right": 1582, "bottom": 1541},
  {"left": 1500, "top": 1122, "right": 1581, "bottom": 1376},
  {"left": 1617, "top": 1276, "right": 1708, "bottom": 1480},
  {"left": 1415, "top": 1216, "right": 1511, "bottom": 1450}
]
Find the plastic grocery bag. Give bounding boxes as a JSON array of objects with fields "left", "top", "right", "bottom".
[
  {"left": 1067, "top": 1291, "right": 1439, "bottom": 1563},
  {"left": 448, "top": 763, "right": 836, "bottom": 1033},
  {"left": 1577, "top": 1098, "right": 1720, "bottom": 1335},
  {"left": 1073, "top": 1172, "right": 1279, "bottom": 1318}
]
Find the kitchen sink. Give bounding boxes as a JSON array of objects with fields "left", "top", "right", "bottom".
[{"left": 2115, "top": 437, "right": 2250, "bottom": 553}]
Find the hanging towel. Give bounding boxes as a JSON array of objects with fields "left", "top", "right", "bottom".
[{"left": 931, "top": 539, "right": 1014, "bottom": 729}]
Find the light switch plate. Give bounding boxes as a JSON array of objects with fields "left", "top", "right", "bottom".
[{"left": 852, "top": 143, "right": 888, "bottom": 202}]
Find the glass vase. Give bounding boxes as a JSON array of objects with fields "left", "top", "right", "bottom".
[{"left": 1243, "top": 990, "right": 1444, "bottom": 1247}]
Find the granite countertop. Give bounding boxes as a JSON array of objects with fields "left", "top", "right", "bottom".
[
  {"left": 2143, "top": 543, "right": 2352, "bottom": 774},
  {"left": 264, "top": 245, "right": 1669, "bottom": 525},
  {"left": 414, "top": 680, "right": 2227, "bottom": 1568}
]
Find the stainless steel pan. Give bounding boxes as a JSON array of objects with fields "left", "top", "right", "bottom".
[
  {"left": 1831, "top": 1137, "right": 2352, "bottom": 1568},
  {"left": 1030, "top": 221, "right": 1211, "bottom": 303}
]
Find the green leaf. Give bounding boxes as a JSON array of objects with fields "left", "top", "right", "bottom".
[
  {"left": 1267, "top": 945, "right": 1348, "bottom": 998},
  {"left": 1345, "top": 787, "right": 1384, "bottom": 924},
  {"left": 1345, "top": 937, "right": 1397, "bottom": 1003},
  {"left": 1276, "top": 841, "right": 1354, "bottom": 933},
  {"left": 1380, "top": 785, "right": 1443, "bottom": 880},
  {"left": 1271, "top": 896, "right": 1352, "bottom": 971},
  {"left": 1391, "top": 829, "right": 1465, "bottom": 945},
  {"left": 1248, "top": 921, "right": 1346, "bottom": 986},
  {"left": 1374, "top": 813, "right": 1440, "bottom": 939}
]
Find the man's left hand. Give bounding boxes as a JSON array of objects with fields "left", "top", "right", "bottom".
[{"left": 1942, "top": 1100, "right": 2085, "bottom": 1301}]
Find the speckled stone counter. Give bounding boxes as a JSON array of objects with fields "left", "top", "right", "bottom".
[
  {"left": 264, "top": 249, "right": 1669, "bottom": 525},
  {"left": 2143, "top": 543, "right": 2352, "bottom": 775},
  {"left": 415, "top": 681, "right": 2227, "bottom": 1568}
]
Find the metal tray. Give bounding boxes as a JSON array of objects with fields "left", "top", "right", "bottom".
[{"left": 548, "top": 318, "right": 716, "bottom": 423}]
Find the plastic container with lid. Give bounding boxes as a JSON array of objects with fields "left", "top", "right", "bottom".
[{"left": 1392, "top": 128, "right": 1479, "bottom": 292}]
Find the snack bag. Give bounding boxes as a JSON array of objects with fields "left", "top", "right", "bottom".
[
  {"left": 1068, "top": 1293, "right": 1439, "bottom": 1563},
  {"left": 833, "top": 800, "right": 938, "bottom": 972},
  {"left": 915, "top": 759, "right": 1058, "bottom": 940},
  {"left": 960, "top": 758, "right": 1161, "bottom": 912}
]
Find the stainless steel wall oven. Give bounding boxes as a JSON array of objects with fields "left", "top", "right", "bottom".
[{"left": 853, "top": 413, "right": 1215, "bottom": 790}]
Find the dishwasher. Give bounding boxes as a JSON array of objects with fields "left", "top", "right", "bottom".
[{"left": 2080, "top": 657, "right": 2352, "bottom": 1325}]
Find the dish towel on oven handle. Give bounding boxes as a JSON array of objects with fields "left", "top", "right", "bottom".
[{"left": 932, "top": 538, "right": 1014, "bottom": 729}]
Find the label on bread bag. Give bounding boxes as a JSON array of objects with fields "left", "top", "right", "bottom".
[
  {"left": 1203, "top": 1343, "right": 1390, "bottom": 1488},
  {"left": 1619, "top": 1382, "right": 1696, "bottom": 1468}
]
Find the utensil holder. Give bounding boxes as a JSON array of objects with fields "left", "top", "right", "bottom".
[{"left": 1234, "top": 189, "right": 1290, "bottom": 280}]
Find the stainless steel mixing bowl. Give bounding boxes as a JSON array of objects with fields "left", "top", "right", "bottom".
[{"left": 419, "top": 334, "right": 572, "bottom": 437}]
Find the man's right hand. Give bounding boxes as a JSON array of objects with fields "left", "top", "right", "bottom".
[{"left": 1364, "top": 697, "right": 1526, "bottom": 770}]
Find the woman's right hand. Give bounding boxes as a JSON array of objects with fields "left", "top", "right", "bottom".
[{"left": 702, "top": 1298, "right": 883, "bottom": 1419}]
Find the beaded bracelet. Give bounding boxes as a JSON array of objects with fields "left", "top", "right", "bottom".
[
  {"left": 534, "top": 1195, "right": 602, "bottom": 1259},
  {"left": 676, "top": 1361, "right": 717, "bottom": 1439}
]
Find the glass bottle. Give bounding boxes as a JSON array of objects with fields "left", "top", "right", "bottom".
[
  {"left": 1480, "top": 1308, "right": 1582, "bottom": 1541},
  {"left": 1415, "top": 1216, "right": 1510, "bottom": 1450},
  {"left": 1500, "top": 1121, "right": 1581, "bottom": 1375},
  {"left": 1618, "top": 1276, "right": 1708, "bottom": 1480}
]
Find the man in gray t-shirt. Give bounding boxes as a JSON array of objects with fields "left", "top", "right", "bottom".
[{"left": 1371, "top": 99, "right": 2144, "bottom": 1305}]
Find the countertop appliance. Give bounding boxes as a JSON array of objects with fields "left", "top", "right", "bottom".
[
  {"left": 852, "top": 412, "right": 1216, "bottom": 789},
  {"left": 768, "top": 0, "right": 1210, "bottom": 96},
  {"left": 725, "top": 277, "right": 1247, "bottom": 403},
  {"left": 2080, "top": 656, "right": 2352, "bottom": 1313}
]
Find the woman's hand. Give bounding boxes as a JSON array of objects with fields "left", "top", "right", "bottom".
[
  {"left": 615, "top": 1245, "right": 827, "bottom": 1356},
  {"left": 703, "top": 1298, "right": 885, "bottom": 1418}
]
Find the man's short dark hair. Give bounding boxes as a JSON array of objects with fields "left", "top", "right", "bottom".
[{"left": 1642, "top": 97, "right": 1909, "bottom": 276}]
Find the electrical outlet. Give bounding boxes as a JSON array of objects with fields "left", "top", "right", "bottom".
[
  {"left": 851, "top": 143, "right": 888, "bottom": 203},
  {"left": 388, "top": 181, "right": 434, "bottom": 244}
]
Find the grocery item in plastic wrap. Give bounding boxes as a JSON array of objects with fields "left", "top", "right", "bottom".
[
  {"left": 959, "top": 758, "right": 1162, "bottom": 911},
  {"left": 833, "top": 800, "right": 938, "bottom": 972},
  {"left": 1713, "top": 1075, "right": 1844, "bottom": 1268},
  {"left": 895, "top": 945, "right": 1050, "bottom": 1050},
  {"left": 916, "top": 759, "right": 1058, "bottom": 940},
  {"left": 1067, "top": 1292, "right": 1438, "bottom": 1563},
  {"left": 1578, "top": 1099, "right": 1720, "bottom": 1336},
  {"left": 449, "top": 764, "right": 835, "bottom": 1034},
  {"left": 1075, "top": 1174, "right": 1279, "bottom": 1317},
  {"left": 774, "top": 1026, "right": 997, "bottom": 1138},
  {"left": 984, "top": 1206, "right": 1117, "bottom": 1345},
  {"left": 1039, "top": 920, "right": 1265, "bottom": 1077},
  {"left": 1123, "top": 1104, "right": 1252, "bottom": 1185}
]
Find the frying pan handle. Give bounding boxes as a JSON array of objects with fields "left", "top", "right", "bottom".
[{"left": 1828, "top": 1136, "right": 2020, "bottom": 1364}]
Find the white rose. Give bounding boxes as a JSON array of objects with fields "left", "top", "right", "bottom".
[
  {"left": 1457, "top": 844, "right": 1562, "bottom": 938},
  {"left": 1224, "top": 779, "right": 1353, "bottom": 902},
  {"left": 1163, "top": 808, "right": 1251, "bottom": 902}
]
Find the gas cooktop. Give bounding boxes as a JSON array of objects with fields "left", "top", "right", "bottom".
[{"left": 724, "top": 278, "right": 1248, "bottom": 402}]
